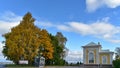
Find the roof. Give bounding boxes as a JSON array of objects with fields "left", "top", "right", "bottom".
[
  {"left": 99, "top": 49, "right": 114, "bottom": 54},
  {"left": 101, "top": 49, "right": 110, "bottom": 52},
  {"left": 82, "top": 42, "right": 101, "bottom": 48},
  {"left": 85, "top": 42, "right": 97, "bottom": 46}
]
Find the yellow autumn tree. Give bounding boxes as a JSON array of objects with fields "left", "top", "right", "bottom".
[{"left": 2, "top": 12, "right": 54, "bottom": 64}]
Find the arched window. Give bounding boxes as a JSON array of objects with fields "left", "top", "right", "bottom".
[
  {"left": 89, "top": 52, "right": 94, "bottom": 63},
  {"left": 102, "top": 56, "right": 107, "bottom": 64}
]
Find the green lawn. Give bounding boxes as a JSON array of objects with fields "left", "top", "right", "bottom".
[{"left": 5, "top": 64, "right": 36, "bottom": 68}]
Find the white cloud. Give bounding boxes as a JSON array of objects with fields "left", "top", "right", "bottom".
[
  {"left": 86, "top": 0, "right": 102, "bottom": 12},
  {"left": 0, "top": 11, "right": 21, "bottom": 60},
  {"left": 105, "top": 0, "right": 120, "bottom": 8},
  {"left": 0, "top": 42, "right": 3, "bottom": 56},
  {"left": 67, "top": 20, "right": 120, "bottom": 43},
  {"left": 37, "top": 17, "right": 120, "bottom": 43},
  {"left": 38, "top": 17, "right": 120, "bottom": 43},
  {"left": 86, "top": 0, "right": 120, "bottom": 12},
  {"left": 57, "top": 25, "right": 72, "bottom": 32},
  {"left": 0, "top": 21, "right": 19, "bottom": 35},
  {"left": 35, "top": 21, "right": 72, "bottom": 32},
  {"left": 0, "top": 11, "right": 22, "bottom": 22},
  {"left": 65, "top": 50, "right": 83, "bottom": 63},
  {"left": 0, "top": 11, "right": 22, "bottom": 35},
  {"left": 0, "top": 11, "right": 22, "bottom": 62},
  {"left": 0, "top": 42, "right": 9, "bottom": 62},
  {"left": 35, "top": 21, "right": 54, "bottom": 27},
  {"left": 69, "top": 21, "right": 120, "bottom": 43},
  {"left": 109, "top": 39, "right": 120, "bottom": 43}
]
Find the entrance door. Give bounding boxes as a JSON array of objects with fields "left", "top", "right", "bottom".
[{"left": 89, "top": 52, "right": 94, "bottom": 64}]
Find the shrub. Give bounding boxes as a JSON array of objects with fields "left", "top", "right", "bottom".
[{"left": 113, "top": 59, "right": 120, "bottom": 68}]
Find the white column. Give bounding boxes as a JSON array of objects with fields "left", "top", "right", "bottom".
[
  {"left": 110, "top": 54, "right": 113, "bottom": 64},
  {"left": 96, "top": 48, "right": 99, "bottom": 64},
  {"left": 83, "top": 48, "right": 86, "bottom": 64}
]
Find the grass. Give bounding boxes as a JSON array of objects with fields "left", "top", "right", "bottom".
[{"left": 5, "top": 64, "right": 36, "bottom": 68}]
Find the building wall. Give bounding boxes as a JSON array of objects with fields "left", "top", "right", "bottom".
[
  {"left": 84, "top": 47, "right": 99, "bottom": 64},
  {"left": 83, "top": 46, "right": 113, "bottom": 64},
  {"left": 83, "top": 47, "right": 113, "bottom": 64},
  {"left": 99, "top": 53, "right": 110, "bottom": 64}
]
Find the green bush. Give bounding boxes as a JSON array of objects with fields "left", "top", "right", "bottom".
[{"left": 113, "top": 59, "right": 120, "bottom": 68}]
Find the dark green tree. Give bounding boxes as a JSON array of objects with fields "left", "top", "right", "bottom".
[
  {"left": 113, "top": 47, "right": 120, "bottom": 68},
  {"left": 115, "top": 47, "right": 120, "bottom": 59},
  {"left": 55, "top": 32, "right": 68, "bottom": 59},
  {"left": 46, "top": 33, "right": 68, "bottom": 65},
  {"left": 113, "top": 59, "right": 120, "bottom": 68}
]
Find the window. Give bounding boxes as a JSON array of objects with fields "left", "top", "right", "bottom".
[
  {"left": 102, "top": 56, "right": 107, "bottom": 64},
  {"left": 89, "top": 52, "right": 94, "bottom": 63}
]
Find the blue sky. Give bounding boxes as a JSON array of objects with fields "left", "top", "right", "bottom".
[{"left": 0, "top": 0, "right": 120, "bottom": 63}]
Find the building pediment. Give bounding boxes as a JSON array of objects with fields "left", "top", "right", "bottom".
[{"left": 82, "top": 42, "right": 101, "bottom": 48}]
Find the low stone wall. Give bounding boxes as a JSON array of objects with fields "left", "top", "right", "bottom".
[{"left": 83, "top": 64, "right": 113, "bottom": 68}]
